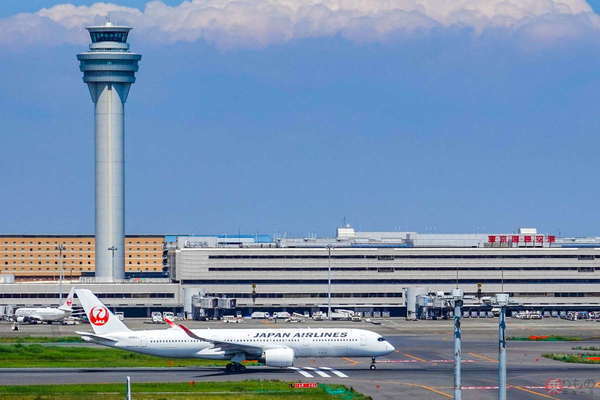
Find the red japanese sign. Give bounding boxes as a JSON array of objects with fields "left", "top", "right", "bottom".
[
  {"left": 292, "top": 383, "right": 318, "bottom": 389},
  {"left": 536, "top": 235, "right": 544, "bottom": 243}
]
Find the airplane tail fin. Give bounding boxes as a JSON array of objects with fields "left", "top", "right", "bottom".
[
  {"left": 75, "top": 289, "right": 130, "bottom": 335},
  {"left": 58, "top": 288, "right": 76, "bottom": 312}
]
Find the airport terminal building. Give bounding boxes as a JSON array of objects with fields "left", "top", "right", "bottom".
[
  {"left": 171, "top": 227, "right": 600, "bottom": 316},
  {"left": 1, "top": 227, "right": 600, "bottom": 317}
]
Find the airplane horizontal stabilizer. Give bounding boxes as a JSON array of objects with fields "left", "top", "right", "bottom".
[{"left": 75, "top": 331, "right": 118, "bottom": 345}]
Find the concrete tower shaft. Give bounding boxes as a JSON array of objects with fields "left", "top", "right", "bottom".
[{"left": 77, "top": 23, "right": 141, "bottom": 282}]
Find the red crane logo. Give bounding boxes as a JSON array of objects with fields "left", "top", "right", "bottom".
[{"left": 89, "top": 306, "right": 109, "bottom": 326}]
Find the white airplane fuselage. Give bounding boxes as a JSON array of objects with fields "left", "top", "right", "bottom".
[
  {"left": 14, "top": 308, "right": 69, "bottom": 322},
  {"left": 88, "top": 328, "right": 394, "bottom": 360}
]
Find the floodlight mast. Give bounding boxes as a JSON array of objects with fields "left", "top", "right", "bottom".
[
  {"left": 495, "top": 293, "right": 510, "bottom": 400},
  {"left": 451, "top": 288, "right": 464, "bottom": 400}
]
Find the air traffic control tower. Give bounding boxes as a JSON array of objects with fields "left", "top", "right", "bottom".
[{"left": 77, "top": 22, "right": 141, "bottom": 281}]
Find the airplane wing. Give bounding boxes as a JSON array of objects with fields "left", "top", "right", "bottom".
[{"left": 173, "top": 320, "right": 267, "bottom": 355}]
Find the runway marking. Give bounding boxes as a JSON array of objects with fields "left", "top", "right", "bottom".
[
  {"left": 320, "top": 367, "right": 348, "bottom": 378},
  {"left": 342, "top": 357, "right": 360, "bottom": 365},
  {"left": 304, "top": 367, "right": 331, "bottom": 377},
  {"left": 288, "top": 367, "right": 313, "bottom": 377},
  {"left": 468, "top": 352, "right": 498, "bottom": 363},
  {"left": 513, "top": 385, "right": 560, "bottom": 400},
  {"left": 410, "top": 384, "right": 453, "bottom": 399},
  {"left": 402, "top": 353, "right": 428, "bottom": 362},
  {"left": 429, "top": 359, "right": 476, "bottom": 363},
  {"left": 258, "top": 320, "right": 274, "bottom": 326}
]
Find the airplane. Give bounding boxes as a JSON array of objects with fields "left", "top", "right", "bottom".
[
  {"left": 75, "top": 289, "right": 395, "bottom": 372},
  {"left": 14, "top": 288, "right": 76, "bottom": 324}
]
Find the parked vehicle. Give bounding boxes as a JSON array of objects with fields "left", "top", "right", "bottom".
[
  {"left": 250, "top": 311, "right": 270, "bottom": 319},
  {"left": 151, "top": 311, "right": 163, "bottom": 324},
  {"left": 223, "top": 315, "right": 242, "bottom": 323},
  {"left": 162, "top": 312, "right": 175, "bottom": 321}
]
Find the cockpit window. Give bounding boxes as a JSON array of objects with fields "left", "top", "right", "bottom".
[{"left": 377, "top": 337, "right": 386, "bottom": 342}]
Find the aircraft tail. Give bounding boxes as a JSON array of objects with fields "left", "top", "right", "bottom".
[
  {"left": 75, "top": 289, "right": 130, "bottom": 334},
  {"left": 58, "top": 288, "right": 76, "bottom": 312}
]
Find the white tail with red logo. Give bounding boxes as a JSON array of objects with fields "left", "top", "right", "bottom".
[
  {"left": 75, "top": 289, "right": 130, "bottom": 334},
  {"left": 58, "top": 288, "right": 76, "bottom": 312}
]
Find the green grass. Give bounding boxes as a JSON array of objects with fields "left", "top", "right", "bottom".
[
  {"left": 572, "top": 346, "right": 600, "bottom": 351},
  {"left": 543, "top": 353, "right": 600, "bottom": 364},
  {"left": 0, "top": 344, "right": 233, "bottom": 368},
  {"left": 0, "top": 336, "right": 83, "bottom": 344},
  {"left": 0, "top": 381, "right": 370, "bottom": 399},
  {"left": 508, "top": 335, "right": 582, "bottom": 341}
]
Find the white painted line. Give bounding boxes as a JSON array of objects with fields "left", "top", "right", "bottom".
[
  {"left": 429, "top": 360, "right": 476, "bottom": 363},
  {"left": 288, "top": 367, "right": 314, "bottom": 377},
  {"left": 320, "top": 367, "right": 349, "bottom": 378},
  {"left": 304, "top": 367, "right": 331, "bottom": 377}
]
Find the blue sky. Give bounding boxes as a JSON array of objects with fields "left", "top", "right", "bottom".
[{"left": 1, "top": 1, "right": 600, "bottom": 237}]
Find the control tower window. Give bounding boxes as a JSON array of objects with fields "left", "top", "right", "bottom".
[{"left": 90, "top": 31, "right": 128, "bottom": 43}]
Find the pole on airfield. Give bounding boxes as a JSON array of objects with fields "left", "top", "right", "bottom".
[
  {"left": 56, "top": 243, "right": 66, "bottom": 301},
  {"left": 452, "top": 289, "right": 463, "bottom": 400},
  {"left": 496, "top": 294, "right": 509, "bottom": 400},
  {"left": 327, "top": 245, "right": 332, "bottom": 319},
  {"left": 108, "top": 246, "right": 118, "bottom": 281},
  {"left": 126, "top": 376, "right": 131, "bottom": 400}
]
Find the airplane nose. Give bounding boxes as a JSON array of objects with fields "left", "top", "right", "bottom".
[{"left": 387, "top": 343, "right": 395, "bottom": 353}]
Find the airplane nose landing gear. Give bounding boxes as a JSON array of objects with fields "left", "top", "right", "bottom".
[{"left": 370, "top": 357, "right": 377, "bottom": 370}]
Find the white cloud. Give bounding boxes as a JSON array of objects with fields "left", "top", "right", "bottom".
[{"left": 0, "top": 0, "right": 598, "bottom": 48}]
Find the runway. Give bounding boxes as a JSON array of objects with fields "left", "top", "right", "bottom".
[{"left": 2, "top": 335, "right": 599, "bottom": 399}]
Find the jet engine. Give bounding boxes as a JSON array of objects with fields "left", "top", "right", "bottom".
[
  {"left": 261, "top": 348, "right": 295, "bottom": 367},
  {"left": 16, "top": 316, "right": 26, "bottom": 323}
]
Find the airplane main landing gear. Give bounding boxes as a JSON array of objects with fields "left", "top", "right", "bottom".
[
  {"left": 225, "top": 362, "right": 246, "bottom": 373},
  {"left": 370, "top": 357, "right": 377, "bottom": 370}
]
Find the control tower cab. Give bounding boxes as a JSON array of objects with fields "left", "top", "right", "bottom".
[{"left": 77, "top": 22, "right": 141, "bottom": 282}]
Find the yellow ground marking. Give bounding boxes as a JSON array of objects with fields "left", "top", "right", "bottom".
[
  {"left": 402, "top": 353, "right": 428, "bottom": 362},
  {"left": 408, "top": 384, "right": 453, "bottom": 399},
  {"left": 468, "top": 352, "right": 498, "bottom": 363},
  {"left": 258, "top": 319, "right": 274, "bottom": 326},
  {"left": 341, "top": 357, "right": 360, "bottom": 365},
  {"left": 513, "top": 385, "right": 560, "bottom": 400}
]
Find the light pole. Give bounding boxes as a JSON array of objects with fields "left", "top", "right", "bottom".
[
  {"left": 452, "top": 288, "right": 464, "bottom": 400},
  {"left": 327, "top": 245, "right": 332, "bottom": 319},
  {"left": 496, "top": 293, "right": 510, "bottom": 400},
  {"left": 56, "top": 244, "right": 66, "bottom": 301},
  {"left": 108, "top": 246, "right": 118, "bottom": 281},
  {"left": 126, "top": 376, "right": 132, "bottom": 400}
]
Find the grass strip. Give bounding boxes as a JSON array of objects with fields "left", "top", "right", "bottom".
[
  {"left": 572, "top": 346, "right": 600, "bottom": 351},
  {"left": 0, "top": 336, "right": 83, "bottom": 344},
  {"left": 0, "top": 344, "right": 230, "bottom": 368},
  {"left": 0, "top": 381, "right": 370, "bottom": 400},
  {"left": 543, "top": 353, "right": 600, "bottom": 364},
  {"left": 508, "top": 335, "right": 582, "bottom": 341}
]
